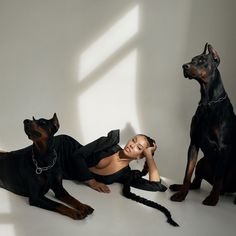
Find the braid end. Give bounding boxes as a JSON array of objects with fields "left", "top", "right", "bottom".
[{"left": 167, "top": 218, "right": 179, "bottom": 227}]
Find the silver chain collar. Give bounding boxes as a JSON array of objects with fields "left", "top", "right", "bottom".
[
  {"left": 32, "top": 149, "right": 57, "bottom": 175},
  {"left": 199, "top": 94, "right": 227, "bottom": 107}
]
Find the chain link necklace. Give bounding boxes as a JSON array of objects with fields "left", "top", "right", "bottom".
[
  {"left": 198, "top": 94, "right": 227, "bottom": 107},
  {"left": 32, "top": 149, "right": 57, "bottom": 175}
]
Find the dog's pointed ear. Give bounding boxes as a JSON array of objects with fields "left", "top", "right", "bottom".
[
  {"left": 51, "top": 113, "right": 60, "bottom": 134},
  {"left": 203, "top": 42, "right": 208, "bottom": 54},
  {"left": 208, "top": 44, "right": 220, "bottom": 66}
]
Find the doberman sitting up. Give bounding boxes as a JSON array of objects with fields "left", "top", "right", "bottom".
[
  {"left": 170, "top": 43, "right": 236, "bottom": 206},
  {"left": 0, "top": 113, "right": 94, "bottom": 219}
]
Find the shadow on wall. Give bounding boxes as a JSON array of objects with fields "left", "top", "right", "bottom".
[
  {"left": 129, "top": 0, "right": 236, "bottom": 182},
  {"left": 76, "top": 4, "right": 141, "bottom": 143},
  {"left": 75, "top": 2, "right": 189, "bottom": 181},
  {"left": 0, "top": 0, "right": 235, "bottom": 180},
  {"left": 75, "top": 1, "right": 196, "bottom": 182},
  {"left": 173, "top": 0, "right": 236, "bottom": 181},
  {"left": 1, "top": 1, "right": 236, "bottom": 236}
]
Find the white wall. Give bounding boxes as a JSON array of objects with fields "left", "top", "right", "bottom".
[{"left": 0, "top": 0, "right": 236, "bottom": 181}]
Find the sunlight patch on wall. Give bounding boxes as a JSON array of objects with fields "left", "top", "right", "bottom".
[
  {"left": 79, "top": 5, "right": 139, "bottom": 81},
  {"left": 78, "top": 49, "right": 140, "bottom": 143}
]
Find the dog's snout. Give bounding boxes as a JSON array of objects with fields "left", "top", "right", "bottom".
[
  {"left": 24, "top": 119, "right": 30, "bottom": 125},
  {"left": 23, "top": 120, "right": 30, "bottom": 125},
  {"left": 182, "top": 63, "right": 190, "bottom": 70}
]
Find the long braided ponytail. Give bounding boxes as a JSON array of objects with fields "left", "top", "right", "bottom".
[{"left": 122, "top": 135, "right": 179, "bottom": 227}]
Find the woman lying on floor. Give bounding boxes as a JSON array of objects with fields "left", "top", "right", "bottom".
[
  {"left": 55, "top": 130, "right": 178, "bottom": 226},
  {"left": 58, "top": 129, "right": 167, "bottom": 193}
]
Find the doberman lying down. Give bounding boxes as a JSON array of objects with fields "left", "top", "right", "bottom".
[
  {"left": 170, "top": 43, "right": 236, "bottom": 206},
  {"left": 0, "top": 114, "right": 94, "bottom": 219}
]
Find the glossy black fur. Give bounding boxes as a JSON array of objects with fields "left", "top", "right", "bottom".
[
  {"left": 0, "top": 114, "right": 93, "bottom": 218},
  {"left": 170, "top": 44, "right": 236, "bottom": 205}
]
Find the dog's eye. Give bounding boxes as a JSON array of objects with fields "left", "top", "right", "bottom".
[
  {"left": 39, "top": 120, "right": 47, "bottom": 126},
  {"left": 198, "top": 58, "right": 205, "bottom": 64}
]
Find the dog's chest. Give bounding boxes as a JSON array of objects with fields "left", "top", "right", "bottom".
[
  {"left": 200, "top": 132, "right": 219, "bottom": 155},
  {"left": 33, "top": 168, "right": 59, "bottom": 193},
  {"left": 193, "top": 109, "right": 220, "bottom": 151}
]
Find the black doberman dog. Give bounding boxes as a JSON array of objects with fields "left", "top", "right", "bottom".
[
  {"left": 0, "top": 113, "right": 94, "bottom": 218},
  {"left": 170, "top": 43, "right": 236, "bottom": 206}
]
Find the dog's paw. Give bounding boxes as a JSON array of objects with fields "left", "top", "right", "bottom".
[
  {"left": 58, "top": 207, "right": 88, "bottom": 220},
  {"left": 74, "top": 210, "right": 89, "bottom": 220},
  {"left": 76, "top": 203, "right": 94, "bottom": 216},
  {"left": 169, "top": 184, "right": 182, "bottom": 192},
  {"left": 84, "top": 204, "right": 94, "bottom": 215},
  {"left": 202, "top": 195, "right": 219, "bottom": 206},
  {"left": 170, "top": 191, "right": 187, "bottom": 202}
]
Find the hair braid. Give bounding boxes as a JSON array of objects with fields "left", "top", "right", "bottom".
[
  {"left": 122, "top": 169, "right": 179, "bottom": 227},
  {"left": 121, "top": 134, "right": 179, "bottom": 226}
]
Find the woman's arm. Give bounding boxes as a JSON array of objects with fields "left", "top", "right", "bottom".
[
  {"left": 143, "top": 144, "right": 161, "bottom": 182},
  {"left": 85, "top": 179, "right": 110, "bottom": 193}
]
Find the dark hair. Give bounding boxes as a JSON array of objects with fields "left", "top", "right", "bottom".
[
  {"left": 138, "top": 134, "right": 155, "bottom": 147},
  {"left": 122, "top": 134, "right": 179, "bottom": 227},
  {"left": 137, "top": 134, "right": 155, "bottom": 156}
]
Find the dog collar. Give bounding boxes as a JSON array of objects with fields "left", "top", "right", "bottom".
[
  {"left": 198, "top": 94, "right": 227, "bottom": 107},
  {"left": 32, "top": 149, "right": 57, "bottom": 175}
]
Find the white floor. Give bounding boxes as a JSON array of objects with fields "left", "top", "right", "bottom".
[{"left": 0, "top": 178, "right": 235, "bottom": 236}]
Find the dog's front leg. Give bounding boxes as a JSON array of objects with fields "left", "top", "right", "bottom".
[
  {"left": 202, "top": 181, "right": 221, "bottom": 206},
  {"left": 202, "top": 147, "right": 229, "bottom": 206},
  {"left": 170, "top": 143, "right": 199, "bottom": 202},
  {"left": 57, "top": 191, "right": 94, "bottom": 215},
  {"left": 51, "top": 180, "right": 94, "bottom": 216},
  {"left": 29, "top": 195, "right": 88, "bottom": 219}
]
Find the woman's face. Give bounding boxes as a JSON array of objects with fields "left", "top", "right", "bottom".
[{"left": 123, "top": 135, "right": 149, "bottom": 160}]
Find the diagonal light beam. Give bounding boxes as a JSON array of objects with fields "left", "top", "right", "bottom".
[
  {"left": 78, "top": 49, "right": 140, "bottom": 143},
  {"left": 79, "top": 5, "right": 139, "bottom": 81}
]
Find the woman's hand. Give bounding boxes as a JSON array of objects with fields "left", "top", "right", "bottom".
[
  {"left": 143, "top": 143, "right": 157, "bottom": 160},
  {"left": 142, "top": 143, "right": 160, "bottom": 182},
  {"left": 85, "top": 179, "right": 110, "bottom": 193}
]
